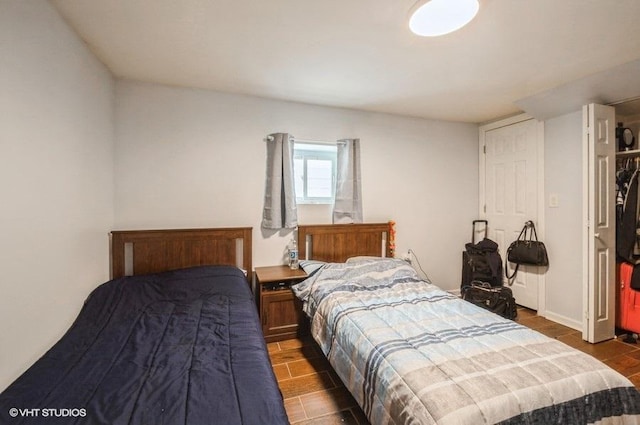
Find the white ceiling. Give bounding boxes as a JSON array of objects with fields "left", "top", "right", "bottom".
[{"left": 50, "top": 0, "right": 640, "bottom": 123}]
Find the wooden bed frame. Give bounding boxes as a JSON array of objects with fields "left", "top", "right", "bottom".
[
  {"left": 297, "top": 222, "right": 392, "bottom": 262},
  {"left": 110, "top": 227, "right": 252, "bottom": 279},
  {"left": 110, "top": 224, "right": 387, "bottom": 280}
]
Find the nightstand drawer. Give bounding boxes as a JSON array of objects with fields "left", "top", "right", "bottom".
[{"left": 261, "top": 291, "right": 303, "bottom": 333}]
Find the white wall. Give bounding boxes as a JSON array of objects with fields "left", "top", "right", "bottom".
[
  {"left": 0, "top": 0, "right": 115, "bottom": 391},
  {"left": 543, "top": 110, "right": 583, "bottom": 328},
  {"left": 114, "top": 80, "right": 479, "bottom": 289}
]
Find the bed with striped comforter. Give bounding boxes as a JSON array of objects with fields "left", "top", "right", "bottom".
[{"left": 293, "top": 258, "right": 640, "bottom": 425}]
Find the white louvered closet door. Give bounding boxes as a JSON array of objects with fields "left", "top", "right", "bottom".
[{"left": 583, "top": 103, "right": 616, "bottom": 343}]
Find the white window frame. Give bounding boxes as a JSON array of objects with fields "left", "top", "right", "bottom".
[{"left": 293, "top": 142, "right": 337, "bottom": 204}]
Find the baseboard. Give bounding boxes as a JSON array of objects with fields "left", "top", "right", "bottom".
[
  {"left": 542, "top": 310, "right": 582, "bottom": 332},
  {"left": 447, "top": 289, "right": 462, "bottom": 297}
]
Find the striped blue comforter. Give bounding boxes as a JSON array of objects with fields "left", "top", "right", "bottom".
[{"left": 293, "top": 258, "right": 640, "bottom": 425}]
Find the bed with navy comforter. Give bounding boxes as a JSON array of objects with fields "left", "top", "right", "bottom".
[
  {"left": 293, "top": 258, "right": 640, "bottom": 425},
  {"left": 0, "top": 266, "right": 288, "bottom": 425}
]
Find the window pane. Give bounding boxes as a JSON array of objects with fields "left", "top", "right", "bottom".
[
  {"left": 293, "top": 142, "right": 337, "bottom": 204},
  {"left": 307, "top": 159, "right": 333, "bottom": 198},
  {"left": 293, "top": 158, "right": 304, "bottom": 197}
]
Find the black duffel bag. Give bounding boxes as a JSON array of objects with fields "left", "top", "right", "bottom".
[
  {"left": 505, "top": 220, "right": 549, "bottom": 280},
  {"left": 462, "top": 281, "right": 517, "bottom": 320}
]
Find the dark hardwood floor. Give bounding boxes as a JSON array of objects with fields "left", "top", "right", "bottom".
[{"left": 267, "top": 307, "right": 640, "bottom": 424}]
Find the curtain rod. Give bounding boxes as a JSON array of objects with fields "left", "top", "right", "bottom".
[{"left": 265, "top": 135, "right": 336, "bottom": 145}]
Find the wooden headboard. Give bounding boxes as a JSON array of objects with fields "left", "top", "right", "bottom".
[
  {"left": 297, "top": 223, "right": 392, "bottom": 263},
  {"left": 110, "top": 227, "right": 252, "bottom": 279}
]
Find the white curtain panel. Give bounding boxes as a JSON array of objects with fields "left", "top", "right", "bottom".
[
  {"left": 261, "top": 133, "right": 298, "bottom": 229},
  {"left": 333, "top": 138, "right": 363, "bottom": 224}
]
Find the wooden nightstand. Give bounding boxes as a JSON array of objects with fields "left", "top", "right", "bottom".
[{"left": 255, "top": 265, "right": 309, "bottom": 342}]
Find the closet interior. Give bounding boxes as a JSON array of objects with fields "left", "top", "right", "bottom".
[
  {"left": 615, "top": 98, "right": 640, "bottom": 339},
  {"left": 616, "top": 98, "right": 640, "bottom": 244}
]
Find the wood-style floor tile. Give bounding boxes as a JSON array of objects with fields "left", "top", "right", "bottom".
[
  {"left": 272, "top": 362, "right": 291, "bottom": 381},
  {"left": 284, "top": 397, "right": 307, "bottom": 423},
  {"left": 629, "top": 373, "right": 640, "bottom": 388},
  {"left": 270, "top": 344, "right": 322, "bottom": 365},
  {"left": 267, "top": 341, "right": 281, "bottom": 353},
  {"left": 288, "top": 355, "right": 333, "bottom": 378},
  {"left": 516, "top": 308, "right": 537, "bottom": 319},
  {"left": 557, "top": 334, "right": 639, "bottom": 361},
  {"left": 625, "top": 347, "right": 640, "bottom": 360},
  {"left": 533, "top": 323, "right": 577, "bottom": 339},
  {"left": 279, "top": 336, "right": 314, "bottom": 351},
  {"left": 605, "top": 354, "right": 640, "bottom": 377},
  {"left": 299, "top": 386, "right": 360, "bottom": 419},
  {"left": 293, "top": 409, "right": 360, "bottom": 425},
  {"left": 516, "top": 315, "right": 550, "bottom": 329},
  {"left": 278, "top": 370, "right": 338, "bottom": 399}
]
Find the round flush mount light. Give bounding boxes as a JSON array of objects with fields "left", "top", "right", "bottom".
[{"left": 409, "top": 0, "right": 479, "bottom": 37}]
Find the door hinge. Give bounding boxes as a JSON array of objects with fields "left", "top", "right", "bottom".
[{"left": 483, "top": 145, "right": 486, "bottom": 154}]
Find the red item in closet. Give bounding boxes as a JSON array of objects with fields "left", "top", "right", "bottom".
[{"left": 617, "top": 262, "right": 640, "bottom": 334}]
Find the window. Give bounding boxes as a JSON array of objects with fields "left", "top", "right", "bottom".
[{"left": 293, "top": 142, "right": 337, "bottom": 204}]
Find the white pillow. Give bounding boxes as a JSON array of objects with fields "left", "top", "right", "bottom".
[{"left": 345, "top": 256, "right": 384, "bottom": 263}]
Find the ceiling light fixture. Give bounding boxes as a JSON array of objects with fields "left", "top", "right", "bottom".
[{"left": 409, "top": 0, "right": 479, "bottom": 37}]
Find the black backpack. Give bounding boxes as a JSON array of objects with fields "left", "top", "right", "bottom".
[{"left": 461, "top": 238, "right": 503, "bottom": 289}]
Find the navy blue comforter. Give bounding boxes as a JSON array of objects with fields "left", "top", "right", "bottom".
[{"left": 0, "top": 266, "right": 288, "bottom": 425}]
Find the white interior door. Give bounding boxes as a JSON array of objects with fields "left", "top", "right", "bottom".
[
  {"left": 582, "top": 103, "right": 616, "bottom": 343},
  {"left": 481, "top": 117, "right": 543, "bottom": 310}
]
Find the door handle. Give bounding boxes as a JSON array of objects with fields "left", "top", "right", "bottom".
[{"left": 594, "top": 233, "right": 600, "bottom": 239}]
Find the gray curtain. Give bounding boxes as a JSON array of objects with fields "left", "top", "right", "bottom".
[
  {"left": 332, "top": 138, "right": 363, "bottom": 224},
  {"left": 261, "top": 133, "right": 298, "bottom": 229}
]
